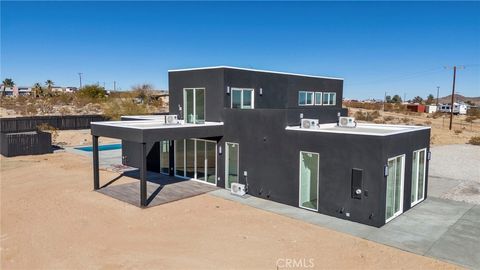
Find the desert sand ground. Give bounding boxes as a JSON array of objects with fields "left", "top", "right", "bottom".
[
  {"left": 0, "top": 152, "right": 461, "bottom": 270},
  {"left": 348, "top": 108, "right": 480, "bottom": 145},
  {"left": 54, "top": 129, "right": 120, "bottom": 146}
]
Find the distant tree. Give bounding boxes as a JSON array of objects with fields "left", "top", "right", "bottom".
[
  {"left": 2, "top": 78, "right": 14, "bottom": 96},
  {"left": 77, "top": 84, "right": 106, "bottom": 99},
  {"left": 132, "top": 84, "right": 153, "bottom": 104},
  {"left": 391, "top": 94, "right": 402, "bottom": 103},
  {"left": 426, "top": 94, "right": 435, "bottom": 105},
  {"left": 45, "top": 80, "right": 54, "bottom": 93},
  {"left": 465, "top": 100, "right": 475, "bottom": 106},
  {"left": 33, "top": 82, "right": 43, "bottom": 97},
  {"left": 412, "top": 96, "right": 424, "bottom": 104},
  {"left": 385, "top": 95, "right": 392, "bottom": 103}
]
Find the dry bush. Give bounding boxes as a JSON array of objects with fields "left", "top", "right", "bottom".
[
  {"left": 344, "top": 101, "right": 382, "bottom": 110},
  {"left": 465, "top": 116, "right": 477, "bottom": 123},
  {"left": 401, "top": 117, "right": 411, "bottom": 124},
  {"left": 431, "top": 111, "right": 444, "bottom": 119},
  {"left": 37, "top": 123, "right": 59, "bottom": 142},
  {"left": 58, "top": 107, "right": 71, "bottom": 115},
  {"left": 383, "top": 116, "right": 395, "bottom": 122},
  {"left": 354, "top": 110, "right": 381, "bottom": 122},
  {"left": 468, "top": 136, "right": 480, "bottom": 145},
  {"left": 103, "top": 98, "right": 149, "bottom": 120},
  {"left": 424, "top": 120, "right": 432, "bottom": 126},
  {"left": 454, "top": 129, "right": 463, "bottom": 135},
  {"left": 373, "top": 119, "right": 386, "bottom": 124},
  {"left": 467, "top": 108, "right": 480, "bottom": 118}
]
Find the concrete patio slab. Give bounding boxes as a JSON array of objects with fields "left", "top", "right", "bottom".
[{"left": 209, "top": 189, "right": 478, "bottom": 269}]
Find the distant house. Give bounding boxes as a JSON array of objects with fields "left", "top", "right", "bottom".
[
  {"left": 51, "top": 86, "right": 78, "bottom": 93},
  {"left": 406, "top": 104, "right": 426, "bottom": 113},
  {"left": 438, "top": 103, "right": 468, "bottom": 115},
  {"left": 17, "top": 86, "right": 33, "bottom": 96},
  {"left": 1, "top": 86, "right": 18, "bottom": 96},
  {"left": 425, "top": 105, "right": 438, "bottom": 114}
]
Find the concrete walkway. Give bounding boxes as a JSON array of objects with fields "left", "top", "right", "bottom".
[{"left": 209, "top": 190, "right": 479, "bottom": 269}]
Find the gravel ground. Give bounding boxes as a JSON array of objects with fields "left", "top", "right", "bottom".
[{"left": 429, "top": 144, "right": 480, "bottom": 204}]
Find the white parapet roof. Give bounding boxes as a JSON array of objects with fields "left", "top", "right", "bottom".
[
  {"left": 286, "top": 123, "right": 430, "bottom": 136},
  {"left": 168, "top": 66, "right": 344, "bottom": 81},
  {"left": 92, "top": 120, "right": 224, "bottom": 130}
]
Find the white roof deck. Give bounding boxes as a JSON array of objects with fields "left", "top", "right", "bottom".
[
  {"left": 286, "top": 123, "right": 430, "bottom": 136},
  {"left": 92, "top": 120, "right": 224, "bottom": 130}
]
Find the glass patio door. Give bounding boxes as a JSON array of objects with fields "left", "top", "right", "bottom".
[
  {"left": 411, "top": 149, "right": 426, "bottom": 206},
  {"left": 174, "top": 139, "right": 216, "bottom": 185},
  {"left": 386, "top": 155, "right": 405, "bottom": 222},
  {"left": 225, "top": 142, "right": 239, "bottom": 189},
  {"left": 184, "top": 88, "right": 205, "bottom": 124},
  {"left": 299, "top": 151, "right": 319, "bottom": 211}
]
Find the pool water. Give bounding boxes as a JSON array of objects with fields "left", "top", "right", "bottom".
[{"left": 75, "top": 143, "right": 122, "bottom": 152}]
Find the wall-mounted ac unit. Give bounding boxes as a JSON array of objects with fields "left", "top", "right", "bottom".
[
  {"left": 231, "top": 183, "right": 246, "bottom": 196},
  {"left": 165, "top": 114, "right": 179, "bottom": 125},
  {"left": 338, "top": 117, "right": 356, "bottom": 128},
  {"left": 301, "top": 119, "right": 319, "bottom": 129}
]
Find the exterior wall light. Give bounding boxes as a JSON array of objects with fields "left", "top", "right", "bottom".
[
  {"left": 226, "top": 86, "right": 230, "bottom": 94},
  {"left": 427, "top": 151, "right": 432, "bottom": 160},
  {"left": 384, "top": 164, "right": 389, "bottom": 177},
  {"left": 259, "top": 88, "right": 263, "bottom": 96},
  {"left": 218, "top": 146, "right": 222, "bottom": 155}
]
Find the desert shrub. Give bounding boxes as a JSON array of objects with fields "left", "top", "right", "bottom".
[
  {"left": 424, "top": 120, "right": 432, "bottom": 126},
  {"left": 465, "top": 116, "right": 476, "bottom": 123},
  {"left": 76, "top": 84, "right": 107, "bottom": 100},
  {"left": 431, "top": 111, "right": 444, "bottom": 119},
  {"left": 383, "top": 116, "right": 395, "bottom": 122},
  {"left": 454, "top": 129, "right": 462, "bottom": 135},
  {"left": 373, "top": 119, "right": 386, "bottom": 124},
  {"left": 467, "top": 108, "right": 480, "bottom": 118},
  {"left": 401, "top": 117, "right": 411, "bottom": 124},
  {"left": 468, "top": 136, "right": 480, "bottom": 145},
  {"left": 354, "top": 110, "right": 381, "bottom": 122},
  {"left": 344, "top": 101, "right": 383, "bottom": 110},
  {"left": 58, "top": 107, "right": 71, "bottom": 115},
  {"left": 103, "top": 98, "right": 149, "bottom": 120},
  {"left": 37, "top": 123, "right": 59, "bottom": 142}
]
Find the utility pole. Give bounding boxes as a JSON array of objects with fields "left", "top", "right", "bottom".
[
  {"left": 436, "top": 86, "right": 440, "bottom": 106},
  {"left": 445, "top": 66, "right": 465, "bottom": 130},
  {"left": 113, "top": 81, "right": 116, "bottom": 91},
  {"left": 383, "top": 91, "right": 387, "bottom": 111},
  {"left": 403, "top": 93, "right": 406, "bottom": 103},
  {"left": 78, "top": 73, "right": 83, "bottom": 89}
]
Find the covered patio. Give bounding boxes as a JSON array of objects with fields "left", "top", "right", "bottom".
[{"left": 90, "top": 118, "right": 224, "bottom": 207}]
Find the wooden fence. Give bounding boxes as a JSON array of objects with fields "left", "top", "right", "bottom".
[
  {"left": 0, "top": 131, "right": 52, "bottom": 157},
  {"left": 0, "top": 115, "right": 106, "bottom": 133}
]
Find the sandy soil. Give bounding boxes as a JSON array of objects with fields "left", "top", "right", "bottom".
[
  {"left": 348, "top": 108, "right": 480, "bottom": 145},
  {"left": 0, "top": 152, "right": 460, "bottom": 270},
  {"left": 54, "top": 129, "right": 120, "bottom": 147}
]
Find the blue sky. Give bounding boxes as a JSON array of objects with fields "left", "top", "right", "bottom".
[{"left": 1, "top": 1, "right": 479, "bottom": 99}]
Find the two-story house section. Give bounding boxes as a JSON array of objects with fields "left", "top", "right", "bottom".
[{"left": 91, "top": 66, "right": 431, "bottom": 227}]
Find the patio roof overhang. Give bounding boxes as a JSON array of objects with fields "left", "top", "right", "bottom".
[{"left": 91, "top": 120, "right": 224, "bottom": 143}]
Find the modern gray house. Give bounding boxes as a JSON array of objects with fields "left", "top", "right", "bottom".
[{"left": 91, "top": 66, "right": 430, "bottom": 227}]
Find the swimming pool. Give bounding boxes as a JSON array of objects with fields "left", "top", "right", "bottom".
[{"left": 75, "top": 143, "right": 122, "bottom": 152}]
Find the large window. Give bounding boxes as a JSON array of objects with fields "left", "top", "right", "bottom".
[
  {"left": 231, "top": 88, "right": 254, "bottom": 109},
  {"left": 323, "top": 92, "right": 336, "bottom": 105},
  {"left": 298, "top": 91, "right": 314, "bottom": 106},
  {"left": 184, "top": 88, "right": 205, "bottom": 124},
  {"left": 225, "top": 142, "right": 239, "bottom": 189},
  {"left": 411, "top": 149, "right": 426, "bottom": 206},
  {"left": 174, "top": 139, "right": 217, "bottom": 185},
  {"left": 299, "top": 151, "right": 319, "bottom": 211},
  {"left": 160, "top": 141, "right": 169, "bottom": 175},
  {"left": 314, "top": 92, "right": 322, "bottom": 105},
  {"left": 385, "top": 154, "right": 405, "bottom": 222}
]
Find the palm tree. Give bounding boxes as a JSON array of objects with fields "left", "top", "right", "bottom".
[
  {"left": 2, "top": 78, "right": 14, "bottom": 96},
  {"left": 33, "top": 82, "right": 42, "bottom": 97},
  {"left": 45, "top": 80, "right": 54, "bottom": 95}
]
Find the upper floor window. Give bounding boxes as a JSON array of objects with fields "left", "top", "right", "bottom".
[
  {"left": 323, "top": 92, "right": 336, "bottom": 106},
  {"left": 298, "top": 91, "right": 314, "bottom": 106},
  {"left": 231, "top": 88, "right": 254, "bottom": 109},
  {"left": 314, "top": 92, "right": 322, "bottom": 105}
]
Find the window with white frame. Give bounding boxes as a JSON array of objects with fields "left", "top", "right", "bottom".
[
  {"left": 298, "top": 91, "right": 314, "bottom": 106},
  {"left": 231, "top": 88, "right": 254, "bottom": 109},
  {"left": 323, "top": 92, "right": 336, "bottom": 105},
  {"left": 314, "top": 92, "right": 322, "bottom": 105}
]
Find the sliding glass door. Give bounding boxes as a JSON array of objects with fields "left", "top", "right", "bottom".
[
  {"left": 386, "top": 155, "right": 405, "bottom": 222},
  {"left": 299, "top": 151, "right": 319, "bottom": 211},
  {"left": 225, "top": 142, "right": 239, "bottom": 189},
  {"left": 174, "top": 139, "right": 216, "bottom": 185},
  {"left": 411, "top": 149, "right": 426, "bottom": 206},
  {"left": 184, "top": 88, "right": 205, "bottom": 124}
]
